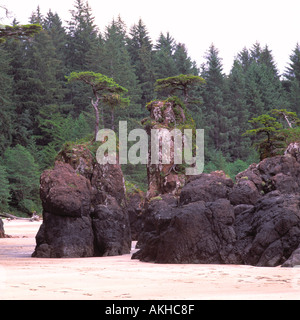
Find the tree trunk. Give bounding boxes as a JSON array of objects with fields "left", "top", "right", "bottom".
[
  {"left": 92, "top": 97, "right": 101, "bottom": 141},
  {"left": 284, "top": 114, "right": 293, "bottom": 128},
  {"left": 183, "top": 86, "right": 189, "bottom": 106}
]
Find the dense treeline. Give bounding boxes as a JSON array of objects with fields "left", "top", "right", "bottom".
[{"left": 1, "top": 0, "right": 300, "bottom": 214}]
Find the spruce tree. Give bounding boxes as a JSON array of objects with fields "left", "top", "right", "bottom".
[
  {"left": 201, "top": 44, "right": 230, "bottom": 155},
  {"left": 100, "top": 17, "right": 142, "bottom": 127},
  {"left": 284, "top": 44, "right": 300, "bottom": 113},
  {"left": 153, "top": 32, "right": 177, "bottom": 79},
  {"left": 4, "top": 145, "right": 40, "bottom": 213},
  {"left": 0, "top": 165, "right": 10, "bottom": 211},
  {"left": 43, "top": 10, "right": 69, "bottom": 84},
  {"left": 173, "top": 43, "right": 198, "bottom": 75},
  {"left": 127, "top": 19, "right": 155, "bottom": 107},
  {"left": 246, "top": 43, "right": 285, "bottom": 116},
  {"left": 15, "top": 13, "right": 65, "bottom": 143},
  {"left": 0, "top": 45, "right": 14, "bottom": 155},
  {"left": 65, "top": 0, "right": 99, "bottom": 115},
  {"left": 226, "top": 59, "right": 251, "bottom": 160},
  {"left": 66, "top": 0, "right": 98, "bottom": 71}
]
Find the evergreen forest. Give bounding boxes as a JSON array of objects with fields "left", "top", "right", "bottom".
[{"left": 1, "top": 1, "right": 300, "bottom": 215}]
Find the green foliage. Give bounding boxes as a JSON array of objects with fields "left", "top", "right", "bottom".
[
  {"left": 244, "top": 110, "right": 300, "bottom": 160},
  {"left": 4, "top": 145, "right": 40, "bottom": 213},
  {"left": 3, "top": 2, "right": 300, "bottom": 212},
  {"left": 0, "top": 165, "right": 10, "bottom": 211},
  {"left": 271, "top": 108, "right": 300, "bottom": 128},
  {"left": 244, "top": 114, "right": 283, "bottom": 159},
  {"left": 245, "top": 114, "right": 283, "bottom": 139},
  {"left": 0, "top": 24, "right": 42, "bottom": 43},
  {"left": 66, "top": 71, "right": 129, "bottom": 137},
  {"left": 155, "top": 74, "right": 205, "bottom": 104},
  {"left": 66, "top": 71, "right": 127, "bottom": 94},
  {"left": 204, "top": 151, "right": 256, "bottom": 180},
  {"left": 122, "top": 163, "right": 148, "bottom": 193}
]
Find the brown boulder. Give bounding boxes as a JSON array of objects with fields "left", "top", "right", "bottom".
[
  {"left": 33, "top": 162, "right": 94, "bottom": 258},
  {"left": 40, "top": 161, "right": 92, "bottom": 218},
  {"left": 33, "top": 144, "right": 131, "bottom": 258}
]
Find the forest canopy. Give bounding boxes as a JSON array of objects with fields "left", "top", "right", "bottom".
[{"left": 1, "top": 1, "right": 300, "bottom": 214}]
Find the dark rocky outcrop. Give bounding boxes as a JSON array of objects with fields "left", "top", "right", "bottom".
[
  {"left": 127, "top": 191, "right": 145, "bottom": 241},
  {"left": 0, "top": 219, "right": 4, "bottom": 238},
  {"left": 32, "top": 144, "right": 131, "bottom": 258},
  {"left": 282, "top": 247, "right": 300, "bottom": 267},
  {"left": 235, "top": 192, "right": 300, "bottom": 267},
  {"left": 132, "top": 172, "right": 239, "bottom": 264},
  {"left": 133, "top": 144, "right": 300, "bottom": 267},
  {"left": 133, "top": 193, "right": 237, "bottom": 264}
]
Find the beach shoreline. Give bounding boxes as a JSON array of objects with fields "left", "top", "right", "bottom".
[{"left": 0, "top": 219, "right": 300, "bottom": 300}]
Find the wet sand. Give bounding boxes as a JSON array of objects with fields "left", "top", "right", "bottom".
[{"left": 0, "top": 220, "right": 300, "bottom": 300}]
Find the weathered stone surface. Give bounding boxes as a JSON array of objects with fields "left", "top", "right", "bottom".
[
  {"left": 235, "top": 192, "right": 300, "bottom": 267},
  {"left": 33, "top": 212, "right": 94, "bottom": 258},
  {"left": 143, "top": 100, "right": 189, "bottom": 200},
  {"left": 285, "top": 142, "right": 300, "bottom": 162},
  {"left": 33, "top": 145, "right": 131, "bottom": 258},
  {"left": 282, "top": 247, "right": 300, "bottom": 267},
  {"left": 133, "top": 194, "right": 238, "bottom": 264},
  {"left": 229, "top": 179, "right": 261, "bottom": 206},
  {"left": 133, "top": 143, "right": 300, "bottom": 267},
  {"left": 92, "top": 196, "right": 131, "bottom": 256},
  {"left": 39, "top": 162, "right": 92, "bottom": 218},
  {"left": 127, "top": 191, "right": 145, "bottom": 241},
  {"left": 180, "top": 171, "right": 233, "bottom": 205}
]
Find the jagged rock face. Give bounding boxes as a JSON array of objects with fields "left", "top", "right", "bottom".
[
  {"left": 133, "top": 193, "right": 237, "bottom": 264},
  {"left": 132, "top": 173, "right": 239, "bottom": 264},
  {"left": 33, "top": 162, "right": 94, "bottom": 258},
  {"left": 133, "top": 144, "right": 300, "bottom": 267},
  {"left": 32, "top": 146, "right": 131, "bottom": 258},
  {"left": 235, "top": 192, "right": 300, "bottom": 267},
  {"left": 143, "top": 100, "right": 189, "bottom": 200},
  {"left": 0, "top": 219, "right": 4, "bottom": 238}
]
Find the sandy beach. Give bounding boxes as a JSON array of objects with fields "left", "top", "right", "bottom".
[{"left": 0, "top": 219, "right": 300, "bottom": 300}]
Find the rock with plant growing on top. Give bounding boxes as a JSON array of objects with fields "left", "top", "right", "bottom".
[{"left": 142, "top": 97, "right": 195, "bottom": 200}]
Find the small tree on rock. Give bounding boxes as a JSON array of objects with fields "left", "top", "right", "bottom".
[
  {"left": 66, "top": 71, "right": 129, "bottom": 140},
  {"left": 155, "top": 74, "right": 205, "bottom": 105}
]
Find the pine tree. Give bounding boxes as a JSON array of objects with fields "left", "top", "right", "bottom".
[
  {"left": 43, "top": 10, "right": 69, "bottom": 83},
  {"left": 15, "top": 14, "right": 65, "bottom": 144},
  {"left": 153, "top": 32, "right": 177, "bottom": 79},
  {"left": 285, "top": 43, "right": 300, "bottom": 82},
  {"left": 0, "top": 165, "right": 10, "bottom": 211},
  {"left": 284, "top": 44, "right": 300, "bottom": 113},
  {"left": 226, "top": 59, "right": 251, "bottom": 160},
  {"left": 127, "top": 19, "right": 155, "bottom": 106},
  {"left": 201, "top": 44, "right": 230, "bottom": 155},
  {"left": 4, "top": 145, "right": 40, "bottom": 213},
  {"left": 0, "top": 44, "right": 14, "bottom": 155},
  {"left": 66, "top": 0, "right": 98, "bottom": 71},
  {"left": 173, "top": 43, "right": 198, "bottom": 75},
  {"left": 260, "top": 45, "right": 279, "bottom": 78},
  {"left": 66, "top": 71, "right": 129, "bottom": 139},
  {"left": 246, "top": 43, "right": 285, "bottom": 116},
  {"left": 102, "top": 18, "right": 142, "bottom": 128},
  {"left": 65, "top": 0, "right": 99, "bottom": 115},
  {"left": 237, "top": 47, "right": 252, "bottom": 72}
]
